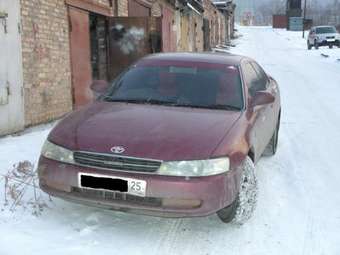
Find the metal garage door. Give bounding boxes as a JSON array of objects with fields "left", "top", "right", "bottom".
[
  {"left": 128, "top": 0, "right": 151, "bottom": 17},
  {"left": 0, "top": 0, "right": 24, "bottom": 136},
  {"left": 68, "top": 6, "right": 93, "bottom": 109}
]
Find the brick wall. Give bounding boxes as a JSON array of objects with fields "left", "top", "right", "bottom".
[
  {"left": 21, "top": 0, "right": 72, "bottom": 126},
  {"left": 20, "top": 0, "right": 128, "bottom": 127},
  {"left": 151, "top": 1, "right": 162, "bottom": 17},
  {"left": 118, "top": 0, "right": 128, "bottom": 16}
]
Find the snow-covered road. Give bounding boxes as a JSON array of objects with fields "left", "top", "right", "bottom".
[{"left": 1, "top": 27, "right": 340, "bottom": 255}]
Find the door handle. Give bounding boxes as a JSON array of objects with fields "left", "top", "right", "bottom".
[
  {"left": 0, "top": 11, "right": 8, "bottom": 34},
  {"left": 6, "top": 81, "right": 10, "bottom": 96}
]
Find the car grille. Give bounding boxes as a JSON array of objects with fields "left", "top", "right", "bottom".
[
  {"left": 326, "top": 36, "right": 335, "bottom": 39},
  {"left": 73, "top": 151, "right": 162, "bottom": 172},
  {"left": 71, "top": 187, "right": 162, "bottom": 207}
]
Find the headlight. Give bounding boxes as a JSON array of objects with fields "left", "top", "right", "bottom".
[
  {"left": 41, "top": 140, "right": 74, "bottom": 164},
  {"left": 158, "top": 157, "right": 230, "bottom": 177}
]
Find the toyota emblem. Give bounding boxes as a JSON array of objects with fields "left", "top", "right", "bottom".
[{"left": 111, "top": 146, "right": 125, "bottom": 154}]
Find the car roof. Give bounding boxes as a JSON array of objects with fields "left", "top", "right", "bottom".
[
  {"left": 313, "top": 25, "right": 336, "bottom": 29},
  {"left": 138, "top": 52, "right": 248, "bottom": 66}
]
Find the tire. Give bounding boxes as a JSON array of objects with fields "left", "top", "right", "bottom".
[
  {"left": 315, "top": 40, "right": 319, "bottom": 50},
  {"left": 329, "top": 44, "right": 333, "bottom": 49},
  {"left": 217, "top": 156, "right": 258, "bottom": 224},
  {"left": 263, "top": 116, "right": 280, "bottom": 156},
  {"left": 307, "top": 41, "right": 312, "bottom": 50}
]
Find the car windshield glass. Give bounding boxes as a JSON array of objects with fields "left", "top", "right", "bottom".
[
  {"left": 104, "top": 62, "right": 244, "bottom": 111},
  {"left": 316, "top": 27, "right": 336, "bottom": 34}
]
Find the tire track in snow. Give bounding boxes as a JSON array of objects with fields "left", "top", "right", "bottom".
[{"left": 154, "top": 219, "right": 184, "bottom": 255}]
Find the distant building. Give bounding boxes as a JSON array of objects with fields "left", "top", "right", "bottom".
[{"left": 233, "top": 0, "right": 255, "bottom": 25}]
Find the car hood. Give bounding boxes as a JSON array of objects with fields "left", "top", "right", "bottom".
[{"left": 49, "top": 102, "right": 241, "bottom": 161}]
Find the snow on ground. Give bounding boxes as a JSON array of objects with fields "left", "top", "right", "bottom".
[{"left": 1, "top": 26, "right": 340, "bottom": 255}]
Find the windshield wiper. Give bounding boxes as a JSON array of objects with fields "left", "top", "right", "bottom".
[
  {"left": 172, "top": 104, "right": 241, "bottom": 111},
  {"left": 104, "top": 97, "right": 241, "bottom": 111},
  {"left": 104, "top": 97, "right": 176, "bottom": 106},
  {"left": 207, "top": 104, "right": 242, "bottom": 111}
]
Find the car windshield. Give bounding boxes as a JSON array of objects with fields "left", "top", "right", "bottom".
[
  {"left": 316, "top": 27, "right": 336, "bottom": 34},
  {"left": 104, "top": 61, "right": 244, "bottom": 111}
]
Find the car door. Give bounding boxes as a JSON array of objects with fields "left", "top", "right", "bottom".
[
  {"left": 251, "top": 61, "right": 279, "bottom": 150},
  {"left": 242, "top": 61, "right": 273, "bottom": 160},
  {"left": 242, "top": 61, "right": 265, "bottom": 160}
]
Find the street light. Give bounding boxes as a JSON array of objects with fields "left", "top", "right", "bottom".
[{"left": 302, "top": 0, "right": 307, "bottom": 38}]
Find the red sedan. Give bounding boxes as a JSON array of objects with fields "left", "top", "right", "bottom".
[{"left": 38, "top": 53, "right": 281, "bottom": 224}]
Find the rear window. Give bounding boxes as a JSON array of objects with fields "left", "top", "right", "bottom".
[
  {"left": 105, "top": 61, "right": 244, "bottom": 110},
  {"left": 316, "top": 27, "right": 336, "bottom": 34}
]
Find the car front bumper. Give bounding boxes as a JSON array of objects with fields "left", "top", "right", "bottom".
[
  {"left": 316, "top": 39, "right": 340, "bottom": 46},
  {"left": 38, "top": 156, "right": 241, "bottom": 218}
]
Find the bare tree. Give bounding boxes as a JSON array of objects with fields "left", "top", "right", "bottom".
[{"left": 251, "top": 0, "right": 340, "bottom": 27}]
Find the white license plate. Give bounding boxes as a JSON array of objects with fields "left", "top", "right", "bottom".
[
  {"left": 327, "top": 39, "right": 335, "bottom": 42},
  {"left": 78, "top": 173, "right": 147, "bottom": 197},
  {"left": 127, "top": 178, "right": 147, "bottom": 197}
]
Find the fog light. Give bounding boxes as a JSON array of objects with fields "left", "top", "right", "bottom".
[{"left": 162, "top": 198, "right": 201, "bottom": 209}]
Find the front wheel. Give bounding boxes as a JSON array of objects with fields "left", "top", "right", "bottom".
[
  {"left": 315, "top": 40, "right": 319, "bottom": 50},
  {"left": 329, "top": 44, "right": 333, "bottom": 49},
  {"left": 217, "top": 156, "right": 258, "bottom": 224}
]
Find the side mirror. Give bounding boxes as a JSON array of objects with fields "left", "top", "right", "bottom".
[
  {"left": 251, "top": 91, "right": 275, "bottom": 107},
  {"left": 90, "top": 80, "right": 109, "bottom": 98}
]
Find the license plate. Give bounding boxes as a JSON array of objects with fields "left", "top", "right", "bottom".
[
  {"left": 79, "top": 173, "right": 147, "bottom": 197},
  {"left": 327, "top": 39, "right": 335, "bottom": 42}
]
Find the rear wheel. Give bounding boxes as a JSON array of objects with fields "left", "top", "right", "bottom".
[
  {"left": 217, "top": 156, "right": 258, "bottom": 224},
  {"left": 307, "top": 41, "right": 312, "bottom": 50}
]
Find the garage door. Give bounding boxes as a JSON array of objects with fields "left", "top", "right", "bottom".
[
  {"left": 128, "top": 0, "right": 151, "bottom": 17},
  {"left": 0, "top": 0, "right": 24, "bottom": 136}
]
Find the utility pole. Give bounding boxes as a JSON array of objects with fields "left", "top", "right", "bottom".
[{"left": 302, "top": 0, "right": 307, "bottom": 38}]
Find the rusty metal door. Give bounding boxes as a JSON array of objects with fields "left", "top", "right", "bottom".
[
  {"left": 162, "top": 6, "right": 176, "bottom": 52},
  {"left": 128, "top": 0, "right": 151, "bottom": 17},
  {"left": 68, "top": 7, "right": 93, "bottom": 109},
  {"left": 203, "top": 18, "right": 210, "bottom": 51},
  {"left": 107, "top": 17, "right": 161, "bottom": 81},
  {"left": 179, "top": 14, "right": 189, "bottom": 51},
  {"left": 0, "top": 0, "right": 24, "bottom": 136}
]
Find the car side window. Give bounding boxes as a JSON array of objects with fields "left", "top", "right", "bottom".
[{"left": 242, "top": 62, "right": 265, "bottom": 97}]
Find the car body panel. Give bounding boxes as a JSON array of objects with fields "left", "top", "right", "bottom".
[
  {"left": 49, "top": 102, "right": 242, "bottom": 162},
  {"left": 38, "top": 157, "right": 241, "bottom": 217}
]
